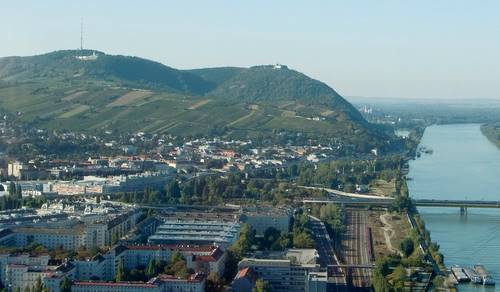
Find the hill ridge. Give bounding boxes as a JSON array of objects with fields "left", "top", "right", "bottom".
[{"left": 0, "top": 49, "right": 392, "bottom": 152}]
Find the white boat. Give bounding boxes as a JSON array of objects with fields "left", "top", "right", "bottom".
[
  {"left": 464, "top": 268, "right": 482, "bottom": 284},
  {"left": 474, "top": 264, "right": 496, "bottom": 286},
  {"left": 451, "top": 265, "right": 470, "bottom": 282},
  {"left": 483, "top": 275, "right": 495, "bottom": 286}
]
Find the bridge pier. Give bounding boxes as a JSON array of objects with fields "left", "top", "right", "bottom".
[{"left": 460, "top": 207, "right": 468, "bottom": 215}]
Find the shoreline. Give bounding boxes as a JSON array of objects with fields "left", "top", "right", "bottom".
[{"left": 480, "top": 123, "right": 500, "bottom": 149}]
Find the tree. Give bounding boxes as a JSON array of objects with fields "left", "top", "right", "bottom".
[
  {"left": 170, "top": 251, "right": 184, "bottom": 265},
  {"left": 253, "top": 279, "right": 270, "bottom": 292},
  {"left": 33, "top": 276, "right": 43, "bottom": 292},
  {"left": 206, "top": 272, "right": 223, "bottom": 291},
  {"left": 373, "top": 269, "right": 391, "bottom": 292},
  {"left": 262, "top": 227, "right": 281, "bottom": 250},
  {"left": 233, "top": 224, "right": 256, "bottom": 256},
  {"left": 278, "top": 233, "right": 292, "bottom": 250},
  {"left": 400, "top": 237, "right": 414, "bottom": 257},
  {"left": 116, "top": 258, "right": 127, "bottom": 282},
  {"left": 146, "top": 258, "right": 156, "bottom": 278},
  {"left": 390, "top": 266, "right": 407, "bottom": 291},
  {"left": 292, "top": 230, "right": 315, "bottom": 248},
  {"left": 164, "top": 252, "right": 189, "bottom": 278},
  {"left": 60, "top": 277, "right": 71, "bottom": 292},
  {"left": 15, "top": 184, "right": 22, "bottom": 199},
  {"left": 172, "top": 260, "right": 189, "bottom": 278},
  {"left": 166, "top": 180, "right": 181, "bottom": 199},
  {"left": 111, "top": 231, "right": 119, "bottom": 245},
  {"left": 8, "top": 181, "right": 15, "bottom": 196},
  {"left": 223, "top": 249, "right": 239, "bottom": 282}
]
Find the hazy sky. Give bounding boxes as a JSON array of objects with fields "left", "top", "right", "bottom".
[{"left": 1, "top": 1, "right": 500, "bottom": 100}]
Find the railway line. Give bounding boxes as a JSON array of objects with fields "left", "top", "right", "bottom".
[{"left": 341, "top": 209, "right": 374, "bottom": 288}]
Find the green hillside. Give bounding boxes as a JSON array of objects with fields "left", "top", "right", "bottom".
[
  {"left": 0, "top": 50, "right": 394, "bottom": 151},
  {"left": 0, "top": 50, "right": 215, "bottom": 94}
]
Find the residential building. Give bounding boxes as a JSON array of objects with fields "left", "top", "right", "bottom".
[
  {"left": 84, "top": 209, "right": 141, "bottom": 248},
  {"left": 72, "top": 273, "right": 206, "bottom": 292},
  {"left": 8, "top": 161, "right": 26, "bottom": 178},
  {"left": 241, "top": 207, "right": 291, "bottom": 235},
  {"left": 0, "top": 208, "right": 141, "bottom": 251},
  {"left": 14, "top": 226, "right": 86, "bottom": 250},
  {"left": 237, "top": 249, "right": 320, "bottom": 292}
]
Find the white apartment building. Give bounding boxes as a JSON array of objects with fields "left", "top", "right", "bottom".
[
  {"left": 241, "top": 207, "right": 291, "bottom": 235},
  {"left": 0, "top": 210, "right": 141, "bottom": 251},
  {"left": 0, "top": 253, "right": 50, "bottom": 286},
  {"left": 14, "top": 226, "right": 86, "bottom": 250},
  {"left": 238, "top": 249, "right": 320, "bottom": 292},
  {"left": 5, "top": 264, "right": 55, "bottom": 291}
]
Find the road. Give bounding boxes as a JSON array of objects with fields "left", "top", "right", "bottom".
[
  {"left": 300, "top": 185, "right": 393, "bottom": 200},
  {"left": 308, "top": 215, "right": 347, "bottom": 289},
  {"left": 309, "top": 216, "right": 341, "bottom": 266},
  {"left": 340, "top": 209, "right": 373, "bottom": 288}
]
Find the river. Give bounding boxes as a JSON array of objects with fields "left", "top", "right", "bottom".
[{"left": 407, "top": 124, "right": 500, "bottom": 291}]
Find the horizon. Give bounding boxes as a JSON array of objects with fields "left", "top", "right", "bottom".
[{"left": 2, "top": 1, "right": 500, "bottom": 100}]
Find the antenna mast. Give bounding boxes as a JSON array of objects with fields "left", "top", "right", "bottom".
[{"left": 80, "top": 18, "right": 83, "bottom": 50}]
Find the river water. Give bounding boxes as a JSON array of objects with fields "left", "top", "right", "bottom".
[{"left": 407, "top": 124, "right": 500, "bottom": 291}]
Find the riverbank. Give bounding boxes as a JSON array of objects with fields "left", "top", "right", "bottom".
[
  {"left": 408, "top": 124, "right": 500, "bottom": 291},
  {"left": 399, "top": 125, "right": 457, "bottom": 290},
  {"left": 480, "top": 123, "right": 500, "bottom": 149}
]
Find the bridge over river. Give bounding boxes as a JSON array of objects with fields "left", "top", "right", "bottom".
[{"left": 303, "top": 197, "right": 500, "bottom": 209}]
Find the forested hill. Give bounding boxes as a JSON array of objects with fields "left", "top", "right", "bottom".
[{"left": 0, "top": 50, "right": 396, "bottom": 152}]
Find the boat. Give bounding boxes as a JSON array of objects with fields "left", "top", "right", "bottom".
[
  {"left": 451, "top": 265, "right": 470, "bottom": 282},
  {"left": 464, "top": 268, "right": 482, "bottom": 284},
  {"left": 483, "top": 275, "right": 495, "bottom": 286},
  {"left": 474, "top": 264, "right": 496, "bottom": 286}
]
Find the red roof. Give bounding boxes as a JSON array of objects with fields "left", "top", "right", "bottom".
[
  {"left": 235, "top": 267, "right": 257, "bottom": 282},
  {"left": 74, "top": 281, "right": 158, "bottom": 288},
  {"left": 194, "top": 246, "right": 224, "bottom": 262},
  {"left": 155, "top": 273, "right": 206, "bottom": 283}
]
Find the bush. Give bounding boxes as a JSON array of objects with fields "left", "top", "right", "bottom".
[{"left": 400, "top": 237, "right": 414, "bottom": 257}]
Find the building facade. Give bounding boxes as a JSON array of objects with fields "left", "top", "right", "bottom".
[{"left": 237, "top": 249, "right": 320, "bottom": 292}]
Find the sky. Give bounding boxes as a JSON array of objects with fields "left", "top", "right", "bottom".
[{"left": 1, "top": 0, "right": 500, "bottom": 100}]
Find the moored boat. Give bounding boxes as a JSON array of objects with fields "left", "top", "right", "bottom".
[
  {"left": 464, "top": 268, "right": 482, "bottom": 284},
  {"left": 451, "top": 265, "right": 470, "bottom": 282},
  {"left": 474, "top": 264, "right": 496, "bottom": 286}
]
